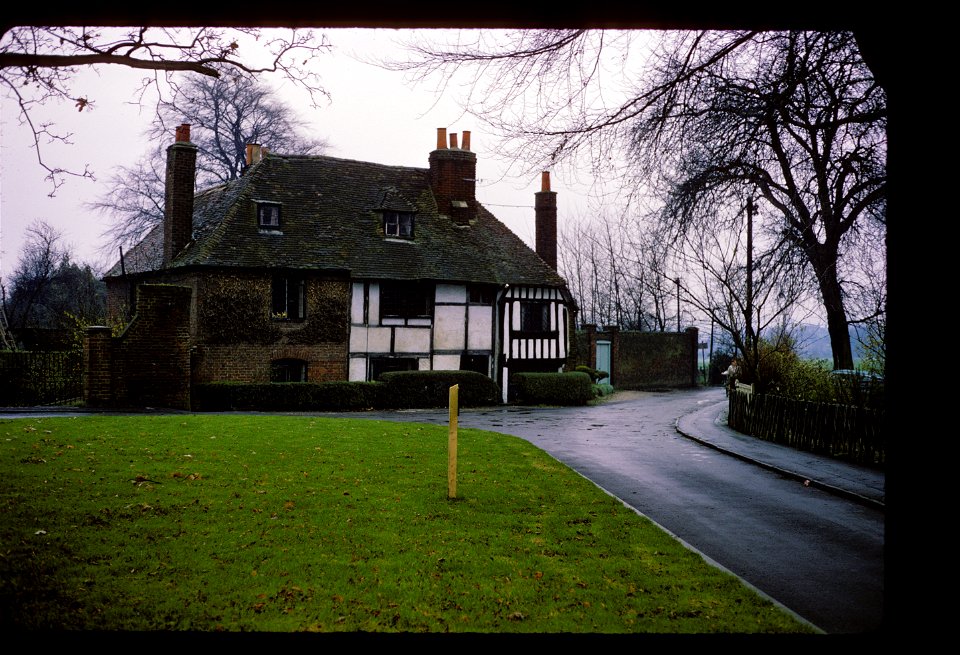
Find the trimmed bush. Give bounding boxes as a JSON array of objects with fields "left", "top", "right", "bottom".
[
  {"left": 575, "top": 365, "right": 609, "bottom": 383},
  {"left": 379, "top": 370, "right": 501, "bottom": 409},
  {"left": 512, "top": 371, "right": 593, "bottom": 406},
  {"left": 192, "top": 381, "right": 384, "bottom": 412},
  {"left": 593, "top": 383, "right": 615, "bottom": 398}
]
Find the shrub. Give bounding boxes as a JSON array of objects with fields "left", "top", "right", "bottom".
[
  {"left": 379, "top": 370, "right": 501, "bottom": 409},
  {"left": 593, "top": 383, "right": 615, "bottom": 398},
  {"left": 575, "top": 365, "right": 609, "bottom": 383},
  {"left": 511, "top": 371, "right": 593, "bottom": 406}
]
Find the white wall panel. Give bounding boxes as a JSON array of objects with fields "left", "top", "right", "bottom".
[
  {"left": 433, "top": 354, "right": 461, "bottom": 371},
  {"left": 467, "top": 306, "right": 493, "bottom": 350},
  {"left": 394, "top": 327, "right": 431, "bottom": 353},
  {"left": 434, "top": 305, "right": 466, "bottom": 350}
]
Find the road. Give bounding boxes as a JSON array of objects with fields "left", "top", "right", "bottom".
[{"left": 322, "top": 387, "right": 885, "bottom": 634}]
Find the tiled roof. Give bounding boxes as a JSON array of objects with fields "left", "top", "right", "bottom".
[{"left": 105, "top": 153, "right": 567, "bottom": 289}]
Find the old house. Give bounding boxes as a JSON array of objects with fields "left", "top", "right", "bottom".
[{"left": 103, "top": 125, "right": 575, "bottom": 403}]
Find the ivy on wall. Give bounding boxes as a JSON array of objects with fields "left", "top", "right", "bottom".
[
  {"left": 287, "top": 282, "right": 349, "bottom": 344},
  {"left": 200, "top": 278, "right": 280, "bottom": 345},
  {"left": 198, "top": 274, "right": 348, "bottom": 346}
]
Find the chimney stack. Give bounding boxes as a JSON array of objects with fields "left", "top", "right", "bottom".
[
  {"left": 246, "top": 143, "right": 263, "bottom": 166},
  {"left": 535, "top": 171, "right": 558, "bottom": 270},
  {"left": 163, "top": 123, "right": 198, "bottom": 265},
  {"left": 429, "top": 127, "right": 477, "bottom": 226}
]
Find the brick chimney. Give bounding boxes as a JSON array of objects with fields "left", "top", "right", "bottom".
[
  {"left": 429, "top": 127, "right": 477, "bottom": 226},
  {"left": 535, "top": 171, "right": 558, "bottom": 270},
  {"left": 163, "top": 123, "right": 198, "bottom": 265}
]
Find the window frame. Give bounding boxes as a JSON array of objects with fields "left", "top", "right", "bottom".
[
  {"left": 383, "top": 211, "right": 415, "bottom": 239},
  {"left": 270, "top": 358, "right": 308, "bottom": 382},
  {"left": 518, "top": 300, "right": 555, "bottom": 336},
  {"left": 379, "top": 281, "right": 433, "bottom": 320},
  {"left": 468, "top": 285, "right": 496, "bottom": 305},
  {"left": 271, "top": 276, "right": 306, "bottom": 321},
  {"left": 257, "top": 202, "right": 282, "bottom": 230},
  {"left": 370, "top": 357, "right": 419, "bottom": 381}
]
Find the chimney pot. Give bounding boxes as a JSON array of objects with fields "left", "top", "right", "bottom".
[
  {"left": 175, "top": 123, "right": 191, "bottom": 142},
  {"left": 462, "top": 131, "right": 471, "bottom": 151},
  {"left": 541, "top": 171, "right": 551, "bottom": 192},
  {"left": 450, "top": 132, "right": 459, "bottom": 149},
  {"left": 436, "top": 127, "right": 448, "bottom": 150}
]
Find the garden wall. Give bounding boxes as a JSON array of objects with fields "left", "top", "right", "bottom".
[
  {"left": 575, "top": 325, "right": 699, "bottom": 389},
  {"left": 84, "top": 284, "right": 192, "bottom": 410}
]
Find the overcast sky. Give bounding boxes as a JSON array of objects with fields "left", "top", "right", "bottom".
[{"left": 0, "top": 28, "right": 598, "bottom": 283}]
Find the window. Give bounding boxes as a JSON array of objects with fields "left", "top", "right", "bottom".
[
  {"left": 460, "top": 354, "right": 489, "bottom": 376},
  {"left": 271, "top": 359, "right": 307, "bottom": 382},
  {"left": 272, "top": 276, "right": 305, "bottom": 321},
  {"left": 520, "top": 301, "right": 551, "bottom": 333},
  {"left": 258, "top": 203, "right": 281, "bottom": 229},
  {"left": 380, "top": 282, "right": 433, "bottom": 319},
  {"left": 384, "top": 211, "right": 414, "bottom": 238},
  {"left": 469, "top": 285, "right": 495, "bottom": 304},
  {"left": 370, "top": 357, "right": 418, "bottom": 381}
]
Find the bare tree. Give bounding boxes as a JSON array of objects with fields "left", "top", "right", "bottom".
[
  {"left": 149, "top": 73, "right": 329, "bottom": 184},
  {"left": 0, "top": 25, "right": 331, "bottom": 193},
  {"left": 558, "top": 210, "right": 673, "bottom": 332},
  {"left": 91, "top": 74, "right": 329, "bottom": 252},
  {"left": 391, "top": 29, "right": 886, "bottom": 370},
  {"left": 667, "top": 198, "right": 815, "bottom": 386},
  {"left": 2, "top": 220, "right": 105, "bottom": 334}
]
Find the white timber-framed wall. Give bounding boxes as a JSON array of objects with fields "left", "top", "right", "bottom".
[
  {"left": 499, "top": 285, "right": 570, "bottom": 403},
  {"left": 348, "top": 280, "right": 496, "bottom": 382}
]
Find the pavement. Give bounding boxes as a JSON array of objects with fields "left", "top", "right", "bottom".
[
  {"left": 0, "top": 393, "right": 885, "bottom": 511},
  {"left": 675, "top": 398, "right": 885, "bottom": 511}
]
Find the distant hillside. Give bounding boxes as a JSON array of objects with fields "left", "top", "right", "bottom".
[{"left": 792, "top": 324, "right": 868, "bottom": 362}]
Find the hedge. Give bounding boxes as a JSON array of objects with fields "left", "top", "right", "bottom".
[
  {"left": 192, "top": 381, "right": 384, "bottom": 412},
  {"left": 192, "top": 370, "right": 501, "bottom": 412},
  {"left": 378, "top": 370, "right": 501, "bottom": 409}
]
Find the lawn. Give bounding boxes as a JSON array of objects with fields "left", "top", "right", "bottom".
[{"left": 0, "top": 414, "right": 814, "bottom": 633}]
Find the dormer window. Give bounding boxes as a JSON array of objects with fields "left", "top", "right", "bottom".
[
  {"left": 384, "top": 211, "right": 414, "bottom": 239},
  {"left": 257, "top": 202, "right": 282, "bottom": 230}
]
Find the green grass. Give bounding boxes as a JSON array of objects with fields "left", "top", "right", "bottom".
[{"left": 0, "top": 414, "right": 813, "bottom": 633}]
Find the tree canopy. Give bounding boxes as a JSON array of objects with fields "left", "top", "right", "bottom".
[
  {"left": 393, "top": 29, "right": 886, "bottom": 370},
  {"left": 0, "top": 25, "right": 330, "bottom": 193}
]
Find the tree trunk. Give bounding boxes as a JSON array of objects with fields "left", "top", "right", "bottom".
[{"left": 815, "top": 256, "right": 854, "bottom": 370}]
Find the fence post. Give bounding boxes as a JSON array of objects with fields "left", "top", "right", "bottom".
[{"left": 448, "top": 384, "right": 459, "bottom": 499}]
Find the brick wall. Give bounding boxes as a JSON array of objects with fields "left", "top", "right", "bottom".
[
  {"left": 576, "top": 325, "right": 699, "bottom": 389},
  {"left": 84, "top": 284, "right": 193, "bottom": 409},
  {"left": 191, "top": 271, "right": 349, "bottom": 384}
]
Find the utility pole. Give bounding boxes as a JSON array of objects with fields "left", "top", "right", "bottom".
[
  {"left": 675, "top": 277, "right": 681, "bottom": 332},
  {"left": 745, "top": 197, "right": 755, "bottom": 349},
  {"left": 709, "top": 311, "right": 715, "bottom": 384}
]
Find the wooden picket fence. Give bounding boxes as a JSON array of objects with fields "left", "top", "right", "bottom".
[
  {"left": 0, "top": 351, "right": 82, "bottom": 406},
  {"left": 728, "top": 387, "right": 885, "bottom": 468}
]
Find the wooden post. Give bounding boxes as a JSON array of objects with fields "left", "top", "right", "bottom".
[{"left": 448, "top": 384, "right": 459, "bottom": 499}]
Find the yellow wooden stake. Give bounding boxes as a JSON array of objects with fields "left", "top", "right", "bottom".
[{"left": 448, "top": 384, "right": 458, "bottom": 499}]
